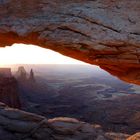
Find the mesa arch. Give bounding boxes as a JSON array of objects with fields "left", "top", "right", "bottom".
[{"left": 0, "top": 0, "right": 140, "bottom": 85}]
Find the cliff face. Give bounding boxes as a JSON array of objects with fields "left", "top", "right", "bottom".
[
  {"left": 0, "top": 0, "right": 140, "bottom": 84},
  {"left": 0, "top": 102, "right": 137, "bottom": 140},
  {"left": 0, "top": 68, "right": 12, "bottom": 77},
  {"left": 0, "top": 77, "right": 21, "bottom": 108}
]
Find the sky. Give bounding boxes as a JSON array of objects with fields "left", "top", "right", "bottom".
[{"left": 0, "top": 44, "right": 87, "bottom": 66}]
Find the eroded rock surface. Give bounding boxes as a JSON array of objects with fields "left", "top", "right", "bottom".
[
  {"left": 0, "top": 0, "right": 140, "bottom": 84},
  {"left": 127, "top": 132, "right": 140, "bottom": 140},
  {"left": 0, "top": 77, "right": 21, "bottom": 108},
  {"left": 0, "top": 102, "right": 138, "bottom": 140}
]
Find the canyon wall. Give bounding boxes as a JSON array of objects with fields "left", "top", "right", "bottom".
[
  {"left": 0, "top": 0, "right": 140, "bottom": 84},
  {"left": 0, "top": 68, "right": 12, "bottom": 77},
  {"left": 0, "top": 77, "right": 21, "bottom": 108}
]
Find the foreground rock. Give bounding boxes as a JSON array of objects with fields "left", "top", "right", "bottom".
[
  {"left": 0, "top": 0, "right": 140, "bottom": 85},
  {"left": 127, "top": 132, "right": 140, "bottom": 140},
  {"left": 0, "top": 102, "right": 139, "bottom": 140}
]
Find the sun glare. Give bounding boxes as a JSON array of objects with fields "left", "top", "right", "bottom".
[{"left": 0, "top": 44, "right": 87, "bottom": 66}]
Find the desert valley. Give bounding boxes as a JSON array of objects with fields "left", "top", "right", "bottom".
[
  {"left": 0, "top": 0, "right": 140, "bottom": 139},
  {"left": 0, "top": 64, "right": 139, "bottom": 138}
]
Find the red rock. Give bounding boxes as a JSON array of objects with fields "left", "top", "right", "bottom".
[
  {"left": 0, "top": 68, "right": 12, "bottom": 78},
  {"left": 127, "top": 132, "right": 140, "bottom": 140},
  {"left": 0, "top": 0, "right": 139, "bottom": 85},
  {"left": 0, "top": 77, "right": 21, "bottom": 108}
]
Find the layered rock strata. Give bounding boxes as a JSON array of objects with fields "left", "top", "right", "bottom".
[{"left": 0, "top": 0, "right": 139, "bottom": 84}]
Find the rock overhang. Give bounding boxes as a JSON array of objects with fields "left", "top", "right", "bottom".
[{"left": 0, "top": 0, "right": 140, "bottom": 84}]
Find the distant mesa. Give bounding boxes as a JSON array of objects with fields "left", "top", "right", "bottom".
[
  {"left": 16, "top": 66, "right": 27, "bottom": 80},
  {"left": 16, "top": 66, "right": 36, "bottom": 82}
]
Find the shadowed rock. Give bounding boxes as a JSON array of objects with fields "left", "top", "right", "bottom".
[
  {"left": 0, "top": 68, "right": 12, "bottom": 78},
  {"left": 0, "top": 77, "right": 21, "bottom": 108},
  {"left": 29, "top": 69, "right": 36, "bottom": 82},
  {"left": 16, "top": 66, "right": 27, "bottom": 81},
  {"left": 0, "top": 102, "right": 137, "bottom": 140}
]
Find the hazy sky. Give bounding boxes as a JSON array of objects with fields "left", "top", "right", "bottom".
[{"left": 0, "top": 44, "right": 87, "bottom": 66}]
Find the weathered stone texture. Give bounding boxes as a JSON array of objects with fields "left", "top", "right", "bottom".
[
  {"left": 0, "top": 102, "right": 136, "bottom": 140},
  {"left": 0, "top": 77, "right": 21, "bottom": 108},
  {"left": 0, "top": 0, "right": 140, "bottom": 84}
]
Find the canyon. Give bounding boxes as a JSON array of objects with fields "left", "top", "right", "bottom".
[
  {"left": 0, "top": 0, "right": 140, "bottom": 139},
  {"left": 0, "top": 65, "right": 139, "bottom": 139}
]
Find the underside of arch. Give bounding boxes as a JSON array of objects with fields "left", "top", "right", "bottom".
[{"left": 0, "top": 0, "right": 140, "bottom": 85}]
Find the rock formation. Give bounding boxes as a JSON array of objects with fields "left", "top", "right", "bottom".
[
  {"left": 0, "top": 77, "right": 21, "bottom": 108},
  {"left": 0, "top": 68, "right": 12, "bottom": 78},
  {"left": 29, "top": 69, "right": 36, "bottom": 82},
  {"left": 127, "top": 132, "right": 140, "bottom": 140},
  {"left": 0, "top": 0, "right": 140, "bottom": 85},
  {"left": 16, "top": 66, "right": 27, "bottom": 81},
  {"left": 0, "top": 1, "right": 140, "bottom": 139},
  {"left": 0, "top": 102, "right": 139, "bottom": 140}
]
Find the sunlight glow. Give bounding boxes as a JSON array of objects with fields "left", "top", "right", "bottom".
[{"left": 0, "top": 44, "right": 87, "bottom": 66}]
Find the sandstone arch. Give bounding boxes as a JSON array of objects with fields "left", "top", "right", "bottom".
[{"left": 0, "top": 0, "right": 140, "bottom": 84}]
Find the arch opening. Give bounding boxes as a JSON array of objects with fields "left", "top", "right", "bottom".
[
  {"left": 0, "top": 43, "right": 88, "bottom": 66},
  {"left": 0, "top": 41, "right": 140, "bottom": 85},
  {"left": 0, "top": 43, "right": 140, "bottom": 134},
  {"left": 0, "top": 43, "right": 139, "bottom": 97}
]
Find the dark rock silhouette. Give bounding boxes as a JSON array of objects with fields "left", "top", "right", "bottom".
[
  {"left": 0, "top": 68, "right": 12, "bottom": 78},
  {"left": 0, "top": 68, "right": 21, "bottom": 108},
  {"left": 16, "top": 66, "right": 27, "bottom": 81},
  {"left": 0, "top": 77, "right": 21, "bottom": 108},
  {"left": 29, "top": 69, "right": 36, "bottom": 82},
  {"left": 16, "top": 67, "right": 36, "bottom": 84}
]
